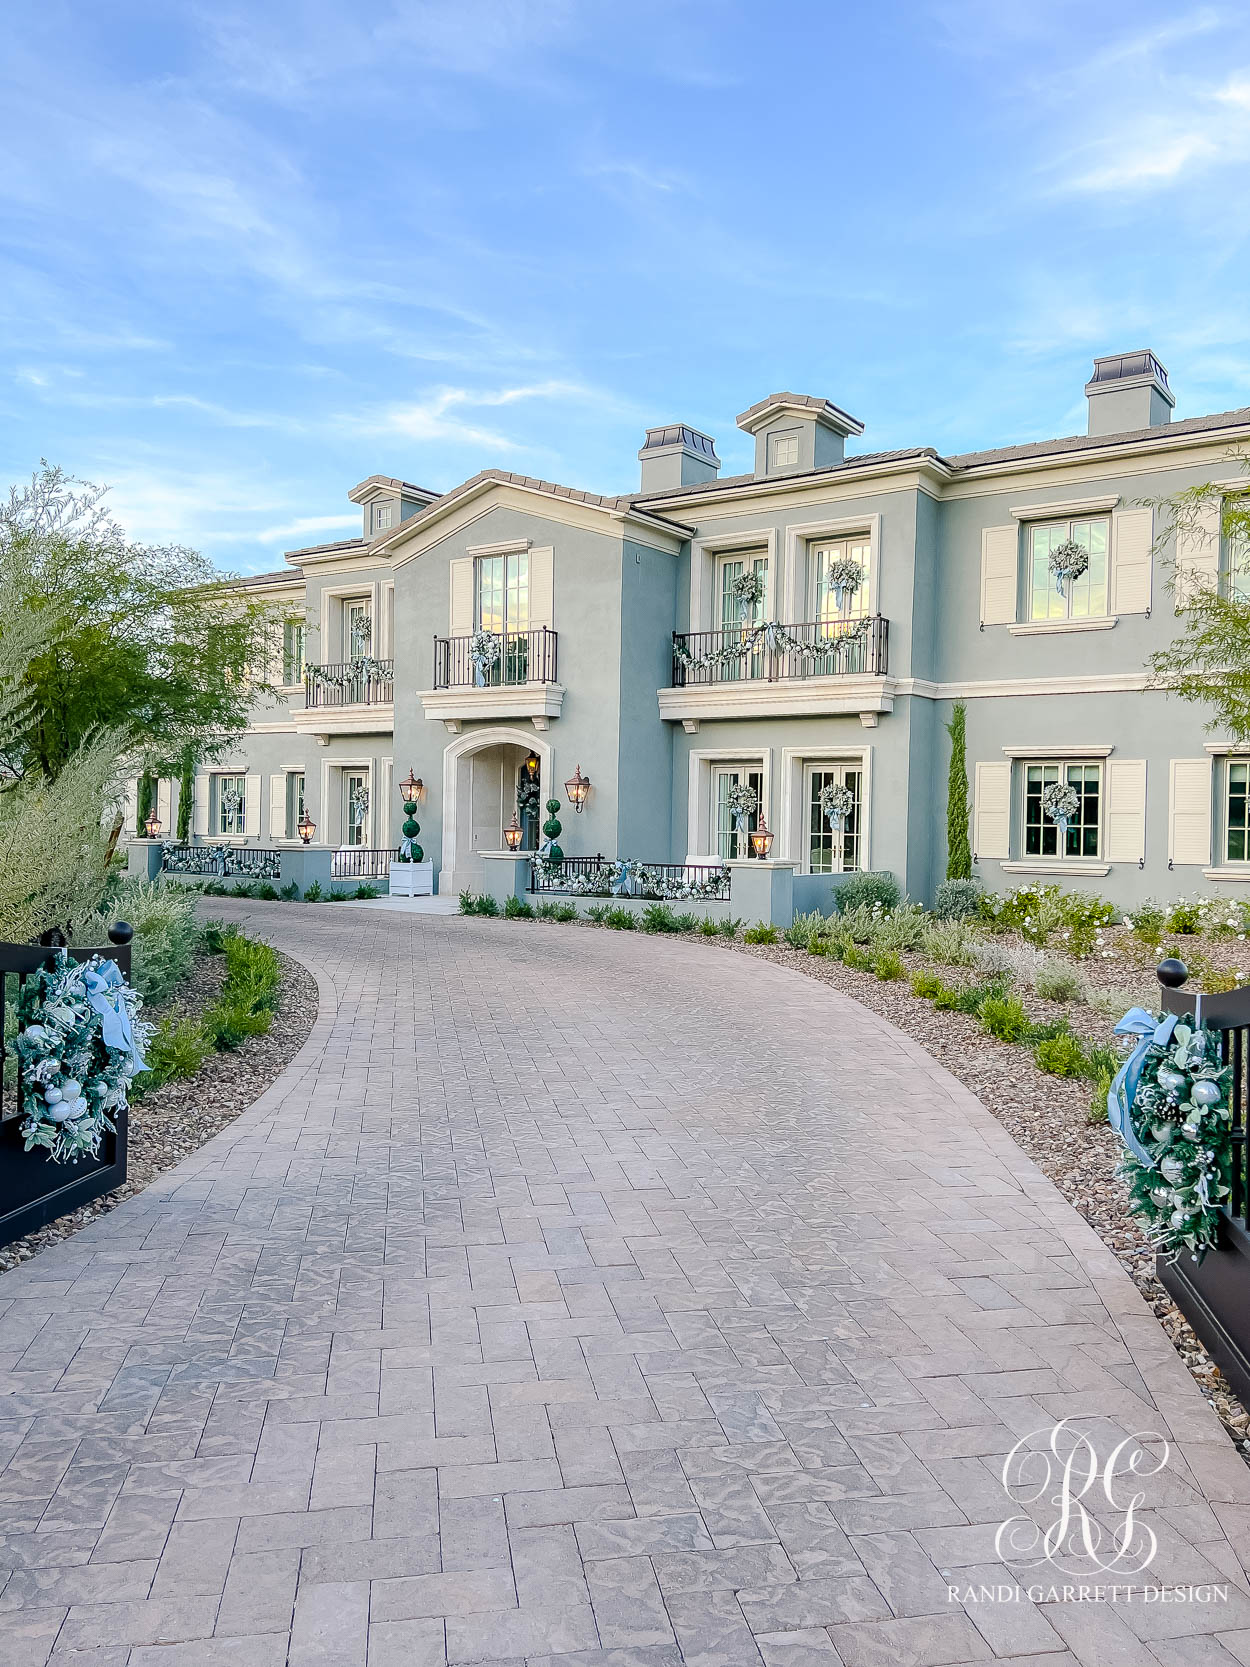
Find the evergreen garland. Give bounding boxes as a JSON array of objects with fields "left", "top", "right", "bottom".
[
  {"left": 945, "top": 702, "right": 971, "bottom": 880},
  {"left": 1116, "top": 1016, "right": 1232, "bottom": 1262}
]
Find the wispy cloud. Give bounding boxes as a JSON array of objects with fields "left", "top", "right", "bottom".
[{"left": 212, "top": 513, "right": 360, "bottom": 545}]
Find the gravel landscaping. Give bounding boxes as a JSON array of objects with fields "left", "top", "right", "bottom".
[{"left": 0, "top": 943, "right": 318, "bottom": 1273}]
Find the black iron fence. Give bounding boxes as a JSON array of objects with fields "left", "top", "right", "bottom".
[
  {"left": 1157, "top": 962, "right": 1250, "bottom": 1404},
  {"left": 434, "top": 627, "right": 558, "bottom": 689},
  {"left": 672, "top": 615, "right": 888, "bottom": 687},
  {"left": 161, "top": 845, "right": 282, "bottom": 881},
  {"left": 529, "top": 855, "right": 730, "bottom": 902},
  {"left": 331, "top": 848, "right": 399, "bottom": 880},
  {"left": 0, "top": 926, "right": 132, "bottom": 1248},
  {"left": 304, "top": 658, "right": 395, "bottom": 708}
]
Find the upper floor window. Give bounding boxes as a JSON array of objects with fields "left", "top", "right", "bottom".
[
  {"left": 216, "top": 774, "right": 246, "bottom": 838},
  {"left": 476, "top": 551, "right": 530, "bottom": 636},
  {"left": 1222, "top": 504, "right": 1250, "bottom": 601},
  {"left": 718, "top": 552, "right": 768, "bottom": 629},
  {"left": 1023, "top": 760, "right": 1102, "bottom": 860},
  {"left": 345, "top": 599, "right": 372, "bottom": 659},
  {"left": 768, "top": 431, "right": 800, "bottom": 470},
  {"left": 372, "top": 502, "right": 394, "bottom": 532},
  {"left": 811, "top": 537, "right": 870, "bottom": 622},
  {"left": 282, "top": 620, "right": 305, "bottom": 685},
  {"left": 1027, "top": 516, "right": 1109, "bottom": 621}
]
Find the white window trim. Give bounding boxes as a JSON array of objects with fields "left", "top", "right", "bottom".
[
  {"left": 777, "top": 745, "right": 872, "bottom": 871},
  {"left": 1003, "top": 744, "right": 1115, "bottom": 759},
  {"left": 783, "top": 514, "right": 880, "bottom": 627},
  {"left": 1001, "top": 861, "right": 1111, "bottom": 877},
  {"left": 320, "top": 757, "right": 374, "bottom": 849},
  {"left": 1018, "top": 756, "right": 1106, "bottom": 866},
  {"left": 689, "top": 528, "right": 778, "bottom": 633},
  {"left": 685, "top": 747, "right": 771, "bottom": 865},
  {"left": 319, "top": 582, "right": 381, "bottom": 665},
  {"left": 467, "top": 537, "right": 532, "bottom": 557},
  {"left": 1215, "top": 754, "right": 1250, "bottom": 870},
  {"left": 1007, "top": 617, "right": 1117, "bottom": 638},
  {"left": 1023, "top": 512, "right": 1113, "bottom": 626},
  {"left": 212, "top": 771, "right": 249, "bottom": 840},
  {"left": 1009, "top": 495, "right": 1121, "bottom": 520}
]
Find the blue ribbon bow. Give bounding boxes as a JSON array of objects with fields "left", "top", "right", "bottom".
[
  {"left": 83, "top": 958, "right": 147, "bottom": 1072},
  {"left": 1107, "top": 1007, "right": 1181, "bottom": 1170},
  {"left": 612, "top": 860, "right": 635, "bottom": 897}
]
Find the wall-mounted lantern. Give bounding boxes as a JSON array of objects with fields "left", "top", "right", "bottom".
[
  {"left": 564, "top": 764, "right": 591, "bottom": 813},
  {"left": 143, "top": 809, "right": 162, "bottom": 840},
  {"left": 399, "top": 769, "right": 424, "bottom": 803},
  {"left": 524, "top": 751, "right": 541, "bottom": 781},
  {"left": 297, "top": 810, "right": 317, "bottom": 845},
  {"left": 749, "top": 818, "right": 775, "bottom": 859},
  {"left": 503, "top": 816, "right": 524, "bottom": 852}
]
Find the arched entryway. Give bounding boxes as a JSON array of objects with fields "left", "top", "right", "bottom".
[{"left": 441, "top": 728, "right": 553, "bottom": 895}]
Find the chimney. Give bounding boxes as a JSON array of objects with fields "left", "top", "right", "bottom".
[
  {"left": 638, "top": 424, "right": 720, "bottom": 493},
  {"left": 1085, "top": 351, "right": 1175, "bottom": 437}
]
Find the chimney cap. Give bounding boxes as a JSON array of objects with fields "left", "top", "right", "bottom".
[
  {"left": 1085, "top": 350, "right": 1173, "bottom": 398},
  {"left": 638, "top": 424, "right": 720, "bottom": 462}
]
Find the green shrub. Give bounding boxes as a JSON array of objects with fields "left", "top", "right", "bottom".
[
  {"left": 743, "top": 922, "right": 779, "bottom": 945},
  {"left": 603, "top": 906, "right": 636, "bottom": 930},
  {"left": 873, "top": 904, "right": 928, "bottom": 953},
  {"left": 1127, "top": 900, "right": 1165, "bottom": 947},
  {"left": 586, "top": 903, "right": 611, "bottom": 924},
  {"left": 717, "top": 917, "right": 743, "bottom": 938},
  {"left": 279, "top": 882, "right": 300, "bottom": 901},
  {"left": 201, "top": 880, "right": 226, "bottom": 896},
  {"left": 873, "top": 949, "right": 904, "bottom": 981},
  {"left": 932, "top": 982, "right": 961, "bottom": 1010},
  {"left": 84, "top": 878, "right": 203, "bottom": 1008},
  {"left": 933, "top": 878, "right": 982, "bottom": 920},
  {"left": 909, "top": 969, "right": 947, "bottom": 1000},
  {"left": 784, "top": 910, "right": 827, "bottom": 949},
  {"left": 919, "top": 918, "right": 979, "bottom": 967},
  {"left": 504, "top": 895, "right": 534, "bottom": 919},
  {"left": 842, "top": 944, "right": 874, "bottom": 971},
  {"left": 133, "top": 1014, "right": 214, "bottom": 1093},
  {"left": 807, "top": 936, "right": 835, "bottom": 957},
  {"left": 1034, "top": 1032, "right": 1088, "bottom": 1078},
  {"left": 835, "top": 871, "right": 901, "bottom": 914},
  {"left": 222, "top": 935, "right": 282, "bottom": 1011},
  {"left": 641, "top": 903, "right": 680, "bottom": 933},
  {"left": 838, "top": 903, "right": 886, "bottom": 945},
  {"left": 535, "top": 899, "right": 577, "bottom": 922},
  {"left": 352, "top": 884, "right": 379, "bottom": 900},
  {"left": 474, "top": 894, "right": 499, "bottom": 916},
  {"left": 698, "top": 917, "right": 719, "bottom": 937},
  {"left": 459, "top": 889, "right": 478, "bottom": 914},
  {"left": 231, "top": 881, "right": 259, "bottom": 899},
  {"left": 671, "top": 912, "right": 700, "bottom": 933},
  {"left": 1034, "top": 961, "right": 1084, "bottom": 1003},
  {"left": 1166, "top": 898, "right": 1203, "bottom": 934},
  {"left": 303, "top": 881, "right": 323, "bottom": 902},
  {"left": 978, "top": 993, "right": 1033, "bottom": 1042},
  {"left": 202, "top": 996, "right": 272, "bottom": 1050},
  {"left": 955, "top": 975, "right": 1009, "bottom": 1015},
  {"left": 255, "top": 883, "right": 281, "bottom": 901}
]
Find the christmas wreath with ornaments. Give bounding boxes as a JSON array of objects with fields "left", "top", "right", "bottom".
[{"left": 14, "top": 951, "right": 149, "bottom": 1165}]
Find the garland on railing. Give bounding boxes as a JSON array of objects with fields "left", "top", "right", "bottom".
[
  {"left": 1048, "top": 539, "right": 1090, "bottom": 598},
  {"left": 469, "top": 629, "right": 502, "bottom": 685},
  {"left": 1109, "top": 1008, "right": 1232, "bottom": 1262},
  {"left": 306, "top": 657, "right": 391, "bottom": 690},
  {"left": 673, "top": 616, "right": 872, "bottom": 673},
  {"left": 15, "top": 952, "right": 150, "bottom": 1165},
  {"left": 160, "top": 844, "right": 282, "bottom": 880},
  {"left": 531, "top": 857, "right": 729, "bottom": 901}
]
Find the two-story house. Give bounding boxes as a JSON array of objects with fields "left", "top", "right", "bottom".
[{"left": 145, "top": 351, "right": 1250, "bottom": 912}]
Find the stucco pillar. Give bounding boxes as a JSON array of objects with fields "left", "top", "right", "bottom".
[
  {"left": 728, "top": 860, "right": 796, "bottom": 927},
  {"left": 278, "top": 848, "right": 335, "bottom": 899},
  {"left": 127, "top": 841, "right": 164, "bottom": 881},
  {"left": 479, "top": 853, "right": 534, "bottom": 907}
]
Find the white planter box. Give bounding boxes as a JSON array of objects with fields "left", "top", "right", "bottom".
[{"left": 389, "top": 860, "right": 433, "bottom": 898}]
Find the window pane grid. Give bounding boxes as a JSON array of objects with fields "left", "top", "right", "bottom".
[
  {"left": 217, "top": 774, "right": 246, "bottom": 837},
  {"left": 807, "top": 767, "right": 861, "bottom": 873},
  {"left": 1028, "top": 517, "right": 1109, "bottom": 622},
  {"left": 715, "top": 767, "right": 764, "bottom": 860},
  {"left": 1023, "top": 760, "right": 1101, "bottom": 859},
  {"left": 1228, "top": 761, "right": 1250, "bottom": 862}
]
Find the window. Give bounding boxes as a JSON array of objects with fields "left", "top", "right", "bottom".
[
  {"left": 1223, "top": 503, "right": 1250, "bottom": 602},
  {"left": 1226, "top": 761, "right": 1250, "bottom": 862},
  {"left": 372, "top": 502, "right": 394, "bottom": 532},
  {"left": 1027, "top": 517, "right": 1110, "bottom": 621},
  {"left": 1023, "top": 761, "right": 1102, "bottom": 860},
  {"left": 476, "top": 551, "right": 531, "bottom": 682},
  {"left": 769, "top": 431, "right": 800, "bottom": 470},
  {"left": 344, "top": 771, "right": 369, "bottom": 847},
  {"left": 806, "top": 765, "right": 862, "bottom": 874},
  {"left": 286, "top": 772, "right": 305, "bottom": 840},
  {"left": 345, "top": 600, "right": 371, "bottom": 659},
  {"left": 216, "top": 774, "right": 246, "bottom": 837},
  {"left": 713, "top": 765, "right": 764, "bottom": 861},
  {"left": 717, "top": 552, "right": 769, "bottom": 681},
  {"left": 811, "top": 537, "right": 871, "bottom": 622},
  {"left": 282, "top": 620, "right": 305, "bottom": 686}
]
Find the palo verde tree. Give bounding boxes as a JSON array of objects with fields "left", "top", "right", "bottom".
[
  {"left": 1147, "top": 464, "right": 1250, "bottom": 737},
  {"left": 945, "top": 701, "right": 972, "bottom": 879},
  {"left": 1, "top": 464, "right": 278, "bottom": 783}
]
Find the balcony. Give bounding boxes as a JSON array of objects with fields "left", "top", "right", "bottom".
[
  {"left": 658, "top": 616, "right": 895, "bottom": 729},
  {"left": 421, "top": 628, "right": 564, "bottom": 732},
  {"left": 294, "top": 658, "right": 394, "bottom": 739}
]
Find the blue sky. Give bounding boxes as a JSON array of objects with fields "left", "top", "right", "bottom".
[{"left": 3, "top": 1, "right": 1250, "bottom": 573}]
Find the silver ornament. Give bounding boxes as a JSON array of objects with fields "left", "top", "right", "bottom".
[
  {"left": 1192, "top": 1080, "right": 1222, "bottom": 1107},
  {"left": 43, "top": 1086, "right": 63, "bottom": 1105}
]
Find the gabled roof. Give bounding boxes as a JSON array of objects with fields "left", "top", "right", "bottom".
[
  {"left": 736, "top": 391, "right": 865, "bottom": 439},
  {"left": 284, "top": 536, "right": 368, "bottom": 561},
  {"left": 635, "top": 445, "right": 940, "bottom": 505},
  {"left": 942, "top": 405, "right": 1250, "bottom": 469},
  {"left": 347, "top": 474, "right": 440, "bottom": 505}
]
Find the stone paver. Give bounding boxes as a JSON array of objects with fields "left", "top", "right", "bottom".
[{"left": 2, "top": 903, "right": 1250, "bottom": 1665}]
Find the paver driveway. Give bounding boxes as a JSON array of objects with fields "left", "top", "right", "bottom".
[{"left": 4, "top": 903, "right": 1250, "bottom": 1667}]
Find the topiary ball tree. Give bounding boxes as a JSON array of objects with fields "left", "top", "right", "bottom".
[
  {"left": 542, "top": 798, "right": 563, "bottom": 864},
  {"left": 402, "top": 800, "right": 423, "bottom": 863}
]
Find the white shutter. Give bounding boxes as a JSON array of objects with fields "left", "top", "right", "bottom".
[
  {"left": 270, "top": 773, "right": 288, "bottom": 840},
  {"left": 1110, "top": 508, "right": 1153, "bottom": 616},
  {"left": 974, "top": 760, "right": 1012, "bottom": 860},
  {"left": 1169, "top": 758, "right": 1213, "bottom": 867},
  {"left": 193, "top": 774, "right": 211, "bottom": 838},
  {"left": 528, "top": 547, "right": 554, "bottom": 631},
  {"left": 979, "top": 526, "right": 1019, "bottom": 626},
  {"left": 156, "top": 779, "right": 172, "bottom": 832},
  {"left": 1176, "top": 501, "right": 1221, "bottom": 607},
  {"left": 244, "top": 774, "right": 262, "bottom": 837},
  {"left": 449, "top": 558, "right": 474, "bottom": 635},
  {"left": 1106, "top": 759, "right": 1147, "bottom": 863}
]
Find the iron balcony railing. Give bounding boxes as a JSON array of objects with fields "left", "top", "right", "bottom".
[
  {"left": 433, "top": 627, "right": 558, "bottom": 690},
  {"left": 529, "top": 855, "right": 730, "bottom": 902},
  {"left": 331, "top": 848, "right": 399, "bottom": 879},
  {"left": 671, "top": 615, "right": 888, "bottom": 687},
  {"left": 304, "top": 658, "right": 395, "bottom": 709},
  {"left": 160, "top": 844, "right": 282, "bottom": 880}
]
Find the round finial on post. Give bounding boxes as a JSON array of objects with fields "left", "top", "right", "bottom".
[
  {"left": 1157, "top": 957, "right": 1189, "bottom": 989},
  {"left": 107, "top": 921, "right": 134, "bottom": 946}
]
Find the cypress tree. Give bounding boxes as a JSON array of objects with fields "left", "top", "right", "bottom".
[
  {"left": 945, "top": 702, "right": 972, "bottom": 880},
  {"left": 136, "top": 769, "right": 154, "bottom": 837},
  {"left": 176, "top": 749, "right": 194, "bottom": 841}
]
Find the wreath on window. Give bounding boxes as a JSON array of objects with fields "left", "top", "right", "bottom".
[
  {"left": 469, "top": 629, "right": 502, "bottom": 684},
  {"left": 1048, "top": 539, "right": 1089, "bottom": 598},
  {"left": 818, "top": 781, "right": 856, "bottom": 830},
  {"left": 220, "top": 784, "right": 244, "bottom": 816},
  {"left": 726, "top": 782, "right": 758, "bottom": 831},
  {"left": 349, "top": 783, "right": 370, "bottom": 819},
  {"left": 825, "top": 554, "right": 864, "bottom": 611},
  {"left": 1041, "top": 781, "right": 1081, "bottom": 837},
  {"left": 730, "top": 569, "right": 765, "bottom": 618}
]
